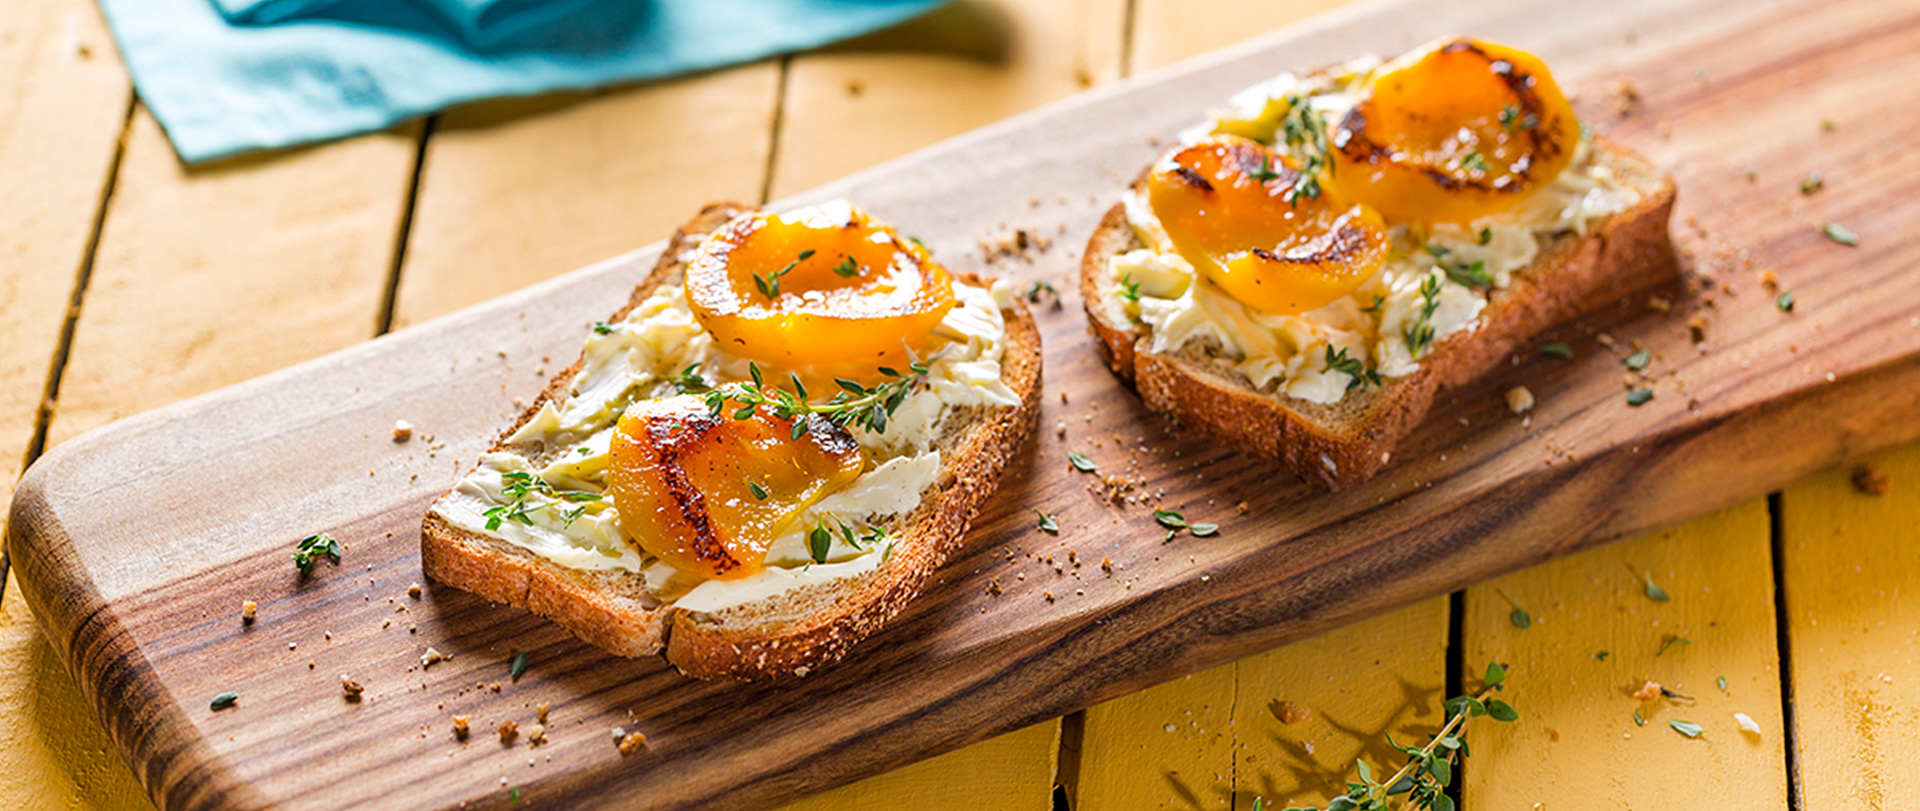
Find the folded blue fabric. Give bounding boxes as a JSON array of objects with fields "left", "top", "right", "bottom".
[{"left": 98, "top": 0, "right": 946, "bottom": 163}]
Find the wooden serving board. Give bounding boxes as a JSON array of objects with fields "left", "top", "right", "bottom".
[{"left": 11, "top": 0, "right": 1920, "bottom": 807}]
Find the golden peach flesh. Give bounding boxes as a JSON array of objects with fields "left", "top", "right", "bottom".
[{"left": 607, "top": 395, "right": 863, "bottom": 580}]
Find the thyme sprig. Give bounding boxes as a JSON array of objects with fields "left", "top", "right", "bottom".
[
  {"left": 1279, "top": 94, "right": 1330, "bottom": 205},
  {"left": 703, "top": 354, "right": 940, "bottom": 438},
  {"left": 1403, "top": 274, "right": 1443, "bottom": 358},
  {"left": 752, "top": 249, "right": 816, "bottom": 301},
  {"left": 1324, "top": 345, "right": 1382, "bottom": 392},
  {"left": 806, "top": 517, "right": 894, "bottom": 564},
  {"left": 294, "top": 533, "right": 342, "bottom": 573},
  {"left": 1261, "top": 662, "right": 1518, "bottom": 811},
  {"left": 484, "top": 471, "right": 602, "bottom": 531}
]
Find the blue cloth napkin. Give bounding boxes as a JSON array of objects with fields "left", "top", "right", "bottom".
[{"left": 97, "top": 0, "right": 946, "bottom": 163}]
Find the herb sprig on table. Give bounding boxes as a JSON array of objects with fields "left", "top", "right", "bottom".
[{"left": 1255, "top": 662, "right": 1519, "bottom": 811}]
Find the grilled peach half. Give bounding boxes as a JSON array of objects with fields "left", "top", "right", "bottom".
[
  {"left": 1148, "top": 135, "right": 1389, "bottom": 315},
  {"left": 608, "top": 396, "right": 862, "bottom": 580},
  {"left": 686, "top": 203, "right": 956, "bottom": 373},
  {"left": 1329, "top": 37, "right": 1581, "bottom": 225}
]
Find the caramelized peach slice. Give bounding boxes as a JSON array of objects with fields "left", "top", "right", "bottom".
[
  {"left": 1328, "top": 37, "right": 1581, "bottom": 225},
  {"left": 686, "top": 203, "right": 956, "bottom": 372},
  {"left": 608, "top": 395, "right": 863, "bottom": 580},
  {"left": 1147, "top": 136, "right": 1389, "bottom": 315}
]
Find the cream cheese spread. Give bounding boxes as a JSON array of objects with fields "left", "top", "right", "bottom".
[
  {"left": 1115, "top": 62, "right": 1640, "bottom": 404},
  {"left": 432, "top": 212, "right": 1019, "bottom": 612}
]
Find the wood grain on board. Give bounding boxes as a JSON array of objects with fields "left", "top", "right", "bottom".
[{"left": 9, "top": 1, "right": 1920, "bottom": 810}]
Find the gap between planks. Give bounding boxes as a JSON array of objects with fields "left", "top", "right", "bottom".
[
  {"left": 1767, "top": 492, "right": 1804, "bottom": 811},
  {"left": 4, "top": 91, "right": 137, "bottom": 603}
]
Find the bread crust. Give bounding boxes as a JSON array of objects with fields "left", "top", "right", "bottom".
[
  {"left": 1082, "top": 139, "right": 1677, "bottom": 490},
  {"left": 421, "top": 203, "right": 1041, "bottom": 680}
]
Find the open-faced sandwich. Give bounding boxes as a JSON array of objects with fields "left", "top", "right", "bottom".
[
  {"left": 422, "top": 201, "right": 1040, "bottom": 680},
  {"left": 1082, "top": 37, "right": 1677, "bottom": 490}
]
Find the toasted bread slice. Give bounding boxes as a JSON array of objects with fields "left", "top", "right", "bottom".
[
  {"left": 1082, "top": 140, "right": 1676, "bottom": 490},
  {"left": 422, "top": 202, "right": 1041, "bottom": 680}
]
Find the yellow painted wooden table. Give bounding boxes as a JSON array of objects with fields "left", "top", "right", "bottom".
[{"left": 2, "top": 0, "right": 1914, "bottom": 808}]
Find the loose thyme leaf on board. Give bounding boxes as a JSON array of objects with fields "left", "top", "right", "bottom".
[
  {"left": 1033, "top": 510, "right": 1059, "bottom": 535},
  {"left": 1067, "top": 451, "right": 1098, "bottom": 472}
]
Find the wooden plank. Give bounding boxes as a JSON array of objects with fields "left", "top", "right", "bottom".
[
  {"left": 0, "top": 0, "right": 128, "bottom": 499},
  {"left": 783, "top": 722, "right": 1058, "bottom": 811},
  {"left": 0, "top": 2, "right": 146, "bottom": 810},
  {"left": 1462, "top": 500, "right": 1789, "bottom": 807},
  {"left": 1076, "top": 598, "right": 1447, "bottom": 810},
  {"left": 1780, "top": 442, "right": 1920, "bottom": 811},
  {"left": 390, "top": 66, "right": 782, "bottom": 329},
  {"left": 767, "top": 0, "right": 1127, "bottom": 198},
  {"left": 10, "top": 0, "right": 1920, "bottom": 808},
  {"left": 1073, "top": 3, "right": 1450, "bottom": 809},
  {"left": 45, "top": 110, "right": 420, "bottom": 447}
]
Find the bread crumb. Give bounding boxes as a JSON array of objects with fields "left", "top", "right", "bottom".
[
  {"left": 1734, "top": 712, "right": 1761, "bottom": 735},
  {"left": 1608, "top": 77, "right": 1641, "bottom": 117},
  {"left": 1759, "top": 270, "right": 1779, "bottom": 291},
  {"left": 1647, "top": 296, "right": 1671, "bottom": 312},
  {"left": 452, "top": 715, "right": 470, "bottom": 741},
  {"left": 1852, "top": 465, "right": 1891, "bottom": 496},
  {"left": 498, "top": 720, "right": 519, "bottom": 744},
  {"left": 422, "top": 648, "right": 450, "bottom": 668},
  {"left": 1100, "top": 557, "right": 1113, "bottom": 574},
  {"left": 341, "top": 678, "right": 364, "bottom": 702},
  {"left": 408, "top": 583, "right": 422, "bottom": 599},
  {"left": 1632, "top": 681, "right": 1663, "bottom": 702},
  {"left": 537, "top": 704, "right": 549, "bottom": 724},
  {"left": 1059, "top": 390, "right": 1069, "bottom": 404},
  {"left": 1044, "top": 591, "right": 1056, "bottom": 602},
  {"left": 618, "top": 731, "right": 647, "bottom": 755},
  {"left": 241, "top": 601, "right": 257, "bottom": 624},
  {"left": 1271, "top": 700, "right": 1311, "bottom": 725},
  {"left": 1055, "top": 420, "right": 1066, "bottom": 438},
  {"left": 392, "top": 420, "right": 413, "bottom": 442},
  {"left": 1505, "top": 386, "right": 1536, "bottom": 414},
  {"left": 527, "top": 724, "right": 546, "bottom": 746},
  {"left": 610, "top": 726, "right": 626, "bottom": 740},
  {"left": 1595, "top": 333, "right": 1616, "bottom": 347},
  {"left": 1688, "top": 315, "right": 1708, "bottom": 342}
]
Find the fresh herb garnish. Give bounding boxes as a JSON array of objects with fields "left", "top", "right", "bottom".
[
  {"left": 1717, "top": 676, "right": 1728, "bottom": 692},
  {"left": 1821, "top": 221, "right": 1859, "bottom": 246},
  {"left": 809, "top": 517, "right": 892, "bottom": 564},
  {"left": 1668, "top": 719, "right": 1705, "bottom": 739},
  {"left": 1595, "top": 650, "right": 1611, "bottom": 661},
  {"left": 1153, "top": 510, "right": 1186, "bottom": 530},
  {"left": 1118, "top": 272, "right": 1142, "bottom": 303},
  {"left": 1067, "top": 451, "right": 1098, "bottom": 473},
  {"left": 1641, "top": 570, "right": 1670, "bottom": 602},
  {"left": 1248, "top": 153, "right": 1282, "bottom": 183},
  {"left": 1478, "top": 227, "right": 1494, "bottom": 245},
  {"left": 1403, "top": 275, "right": 1443, "bottom": 359},
  {"left": 1189, "top": 522, "right": 1220, "bottom": 537},
  {"left": 1034, "top": 510, "right": 1060, "bottom": 535},
  {"left": 1799, "top": 170, "right": 1823, "bottom": 195},
  {"left": 210, "top": 691, "right": 240, "bottom": 710},
  {"left": 1446, "top": 260, "right": 1494, "bottom": 290},
  {"left": 672, "top": 363, "right": 710, "bottom": 394},
  {"left": 1633, "top": 709, "right": 1646, "bottom": 726},
  {"left": 1267, "top": 662, "right": 1516, "bottom": 811},
  {"left": 1657, "top": 636, "right": 1692, "bottom": 656},
  {"left": 1462, "top": 150, "right": 1491, "bottom": 172},
  {"left": 1278, "top": 95, "right": 1329, "bottom": 205},
  {"left": 294, "top": 533, "right": 343, "bottom": 573},
  {"left": 705, "top": 355, "right": 938, "bottom": 437},
  {"left": 1025, "top": 280, "right": 1059, "bottom": 303},
  {"left": 807, "top": 526, "right": 833, "bottom": 563},
  {"left": 1425, "top": 244, "right": 1451, "bottom": 260},
  {"left": 510, "top": 651, "right": 529, "bottom": 681},
  {"left": 752, "top": 249, "right": 817, "bottom": 300},
  {"left": 483, "top": 471, "right": 601, "bottom": 531},
  {"left": 1538, "top": 342, "right": 1574, "bottom": 359},
  {"left": 1496, "top": 588, "right": 1532, "bottom": 629},
  {"left": 1776, "top": 291, "right": 1796, "bottom": 312},
  {"left": 1361, "top": 294, "right": 1386, "bottom": 313},
  {"left": 1324, "top": 345, "right": 1383, "bottom": 392},
  {"left": 830, "top": 254, "right": 860, "bottom": 278},
  {"left": 1626, "top": 388, "right": 1654, "bottom": 407},
  {"left": 592, "top": 321, "right": 614, "bottom": 335},
  {"left": 748, "top": 480, "right": 769, "bottom": 501},
  {"left": 1624, "top": 349, "right": 1652, "bottom": 371},
  {"left": 1499, "top": 104, "right": 1537, "bottom": 131}
]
